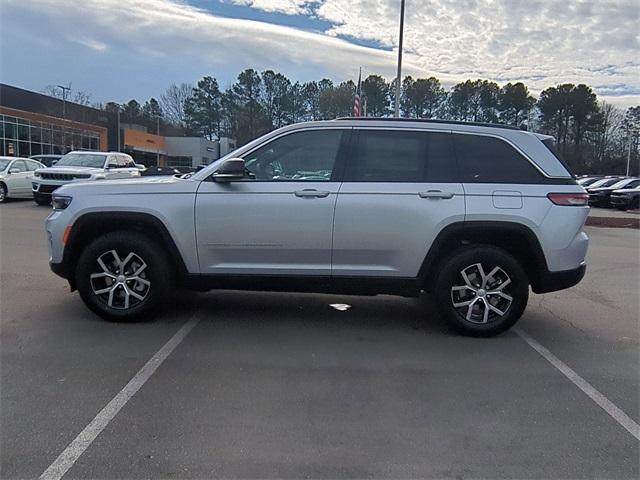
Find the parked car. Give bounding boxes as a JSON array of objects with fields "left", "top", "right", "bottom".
[
  {"left": 140, "top": 166, "right": 183, "bottom": 176},
  {"left": 29, "top": 154, "right": 63, "bottom": 167},
  {"left": 577, "top": 176, "right": 603, "bottom": 187},
  {"left": 588, "top": 178, "right": 640, "bottom": 207},
  {"left": 32, "top": 151, "right": 140, "bottom": 205},
  {"left": 0, "top": 156, "right": 45, "bottom": 202},
  {"left": 584, "top": 177, "right": 626, "bottom": 190},
  {"left": 610, "top": 186, "right": 640, "bottom": 211},
  {"left": 45, "top": 118, "right": 589, "bottom": 337}
]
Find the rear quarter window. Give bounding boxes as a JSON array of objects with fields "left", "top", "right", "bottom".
[{"left": 453, "top": 133, "right": 544, "bottom": 183}]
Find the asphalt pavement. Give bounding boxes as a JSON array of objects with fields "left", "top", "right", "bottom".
[{"left": 1, "top": 199, "right": 638, "bottom": 479}]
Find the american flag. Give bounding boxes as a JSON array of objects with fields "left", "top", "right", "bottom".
[{"left": 352, "top": 68, "right": 362, "bottom": 117}]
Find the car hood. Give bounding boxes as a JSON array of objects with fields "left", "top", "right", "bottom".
[
  {"left": 36, "top": 166, "right": 104, "bottom": 175},
  {"left": 55, "top": 174, "right": 199, "bottom": 196}
]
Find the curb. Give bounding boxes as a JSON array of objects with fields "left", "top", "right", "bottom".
[{"left": 586, "top": 216, "right": 640, "bottom": 229}]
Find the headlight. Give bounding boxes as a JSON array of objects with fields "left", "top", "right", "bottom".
[{"left": 52, "top": 195, "right": 72, "bottom": 210}]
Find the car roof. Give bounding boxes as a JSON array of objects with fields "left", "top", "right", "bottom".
[
  {"left": 64, "top": 151, "right": 122, "bottom": 155},
  {"left": 0, "top": 156, "right": 30, "bottom": 161}
]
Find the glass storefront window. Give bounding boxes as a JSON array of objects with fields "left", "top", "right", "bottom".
[
  {"left": 18, "top": 141, "right": 30, "bottom": 157},
  {"left": 90, "top": 137, "right": 98, "bottom": 150},
  {"left": 18, "top": 124, "right": 29, "bottom": 141},
  {"left": 4, "top": 121, "right": 16, "bottom": 140},
  {"left": 31, "top": 143, "right": 42, "bottom": 155},
  {"left": 30, "top": 125, "right": 42, "bottom": 143}
]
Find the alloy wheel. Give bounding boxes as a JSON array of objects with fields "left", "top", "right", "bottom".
[
  {"left": 90, "top": 249, "right": 151, "bottom": 309},
  {"left": 450, "top": 263, "right": 513, "bottom": 324}
]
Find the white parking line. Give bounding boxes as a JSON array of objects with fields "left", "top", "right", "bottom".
[
  {"left": 515, "top": 328, "right": 640, "bottom": 441},
  {"left": 39, "top": 314, "right": 201, "bottom": 480}
]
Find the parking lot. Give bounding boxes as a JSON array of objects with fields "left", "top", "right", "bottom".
[{"left": 1, "top": 199, "right": 638, "bottom": 479}]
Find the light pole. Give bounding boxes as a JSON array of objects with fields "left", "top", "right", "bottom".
[
  {"left": 56, "top": 84, "right": 70, "bottom": 119},
  {"left": 394, "top": 0, "right": 405, "bottom": 118},
  {"left": 57, "top": 84, "right": 71, "bottom": 151}
]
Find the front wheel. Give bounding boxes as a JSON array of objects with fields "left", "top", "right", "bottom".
[
  {"left": 0, "top": 183, "right": 7, "bottom": 203},
  {"left": 434, "top": 247, "right": 529, "bottom": 337},
  {"left": 75, "top": 231, "right": 172, "bottom": 321}
]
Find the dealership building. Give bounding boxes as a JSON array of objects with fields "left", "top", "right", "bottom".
[{"left": 0, "top": 83, "right": 236, "bottom": 167}]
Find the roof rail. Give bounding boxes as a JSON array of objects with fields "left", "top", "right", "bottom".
[{"left": 333, "top": 117, "right": 524, "bottom": 131}]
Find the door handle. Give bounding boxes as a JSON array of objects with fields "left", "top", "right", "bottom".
[
  {"left": 294, "top": 189, "right": 330, "bottom": 198},
  {"left": 419, "top": 190, "right": 455, "bottom": 199}
]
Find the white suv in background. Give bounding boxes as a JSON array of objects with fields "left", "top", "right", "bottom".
[{"left": 32, "top": 151, "right": 140, "bottom": 205}]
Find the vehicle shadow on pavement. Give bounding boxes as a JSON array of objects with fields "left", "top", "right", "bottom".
[{"left": 178, "top": 289, "right": 454, "bottom": 336}]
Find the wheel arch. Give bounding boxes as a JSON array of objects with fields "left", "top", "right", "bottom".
[
  {"left": 62, "top": 211, "right": 189, "bottom": 288},
  {"left": 419, "top": 221, "right": 548, "bottom": 292}
]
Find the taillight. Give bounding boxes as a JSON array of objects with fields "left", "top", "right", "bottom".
[{"left": 547, "top": 193, "right": 589, "bottom": 206}]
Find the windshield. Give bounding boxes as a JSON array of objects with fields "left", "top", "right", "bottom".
[
  {"left": 55, "top": 153, "right": 106, "bottom": 168},
  {"left": 589, "top": 178, "right": 620, "bottom": 188},
  {"left": 609, "top": 179, "right": 632, "bottom": 189},
  {"left": 0, "top": 159, "right": 11, "bottom": 171}
]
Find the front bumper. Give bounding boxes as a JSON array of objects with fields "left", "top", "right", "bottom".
[{"left": 533, "top": 263, "right": 586, "bottom": 294}]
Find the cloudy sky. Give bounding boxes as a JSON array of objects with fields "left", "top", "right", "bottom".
[{"left": 1, "top": 0, "right": 638, "bottom": 107}]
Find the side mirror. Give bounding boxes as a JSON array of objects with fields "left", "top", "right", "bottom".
[
  {"left": 212, "top": 158, "right": 246, "bottom": 182},
  {"left": 9, "top": 168, "right": 20, "bottom": 174}
]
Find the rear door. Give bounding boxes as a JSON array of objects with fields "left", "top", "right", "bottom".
[{"left": 332, "top": 128, "right": 465, "bottom": 278}]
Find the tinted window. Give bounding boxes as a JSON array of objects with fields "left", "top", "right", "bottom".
[
  {"left": 453, "top": 134, "right": 543, "bottom": 183},
  {"left": 244, "top": 129, "right": 343, "bottom": 181},
  {"left": 345, "top": 130, "right": 455, "bottom": 182}
]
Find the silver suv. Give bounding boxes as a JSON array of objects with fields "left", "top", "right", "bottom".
[
  {"left": 45, "top": 119, "right": 589, "bottom": 336},
  {"left": 32, "top": 151, "right": 140, "bottom": 205}
]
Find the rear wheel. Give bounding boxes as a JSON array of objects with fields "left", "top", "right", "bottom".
[
  {"left": 75, "top": 231, "right": 171, "bottom": 321},
  {"left": 434, "top": 247, "right": 529, "bottom": 337}
]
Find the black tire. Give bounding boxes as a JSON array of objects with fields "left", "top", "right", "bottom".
[
  {"left": 434, "top": 246, "right": 529, "bottom": 337},
  {"left": 0, "top": 183, "right": 7, "bottom": 203},
  {"left": 75, "top": 231, "right": 172, "bottom": 322},
  {"left": 34, "top": 194, "right": 50, "bottom": 206}
]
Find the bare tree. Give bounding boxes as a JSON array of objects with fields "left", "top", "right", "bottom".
[
  {"left": 42, "top": 84, "right": 92, "bottom": 106},
  {"left": 160, "top": 83, "right": 193, "bottom": 126}
]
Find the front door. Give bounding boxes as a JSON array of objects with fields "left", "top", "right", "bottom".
[{"left": 195, "top": 128, "right": 348, "bottom": 276}]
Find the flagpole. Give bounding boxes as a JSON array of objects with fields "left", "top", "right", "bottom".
[{"left": 394, "top": 0, "right": 405, "bottom": 118}]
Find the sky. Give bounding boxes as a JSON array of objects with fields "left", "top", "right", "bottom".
[{"left": 1, "top": 0, "right": 639, "bottom": 108}]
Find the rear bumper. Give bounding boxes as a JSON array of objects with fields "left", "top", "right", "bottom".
[{"left": 533, "top": 263, "right": 586, "bottom": 294}]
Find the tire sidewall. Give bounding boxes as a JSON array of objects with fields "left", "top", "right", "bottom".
[
  {"left": 0, "top": 183, "right": 7, "bottom": 203},
  {"left": 75, "top": 232, "right": 171, "bottom": 321},
  {"left": 435, "top": 246, "right": 529, "bottom": 337}
]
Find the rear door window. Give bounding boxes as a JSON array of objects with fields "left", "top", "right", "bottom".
[
  {"left": 453, "top": 134, "right": 543, "bottom": 183},
  {"left": 345, "top": 130, "right": 456, "bottom": 182}
]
